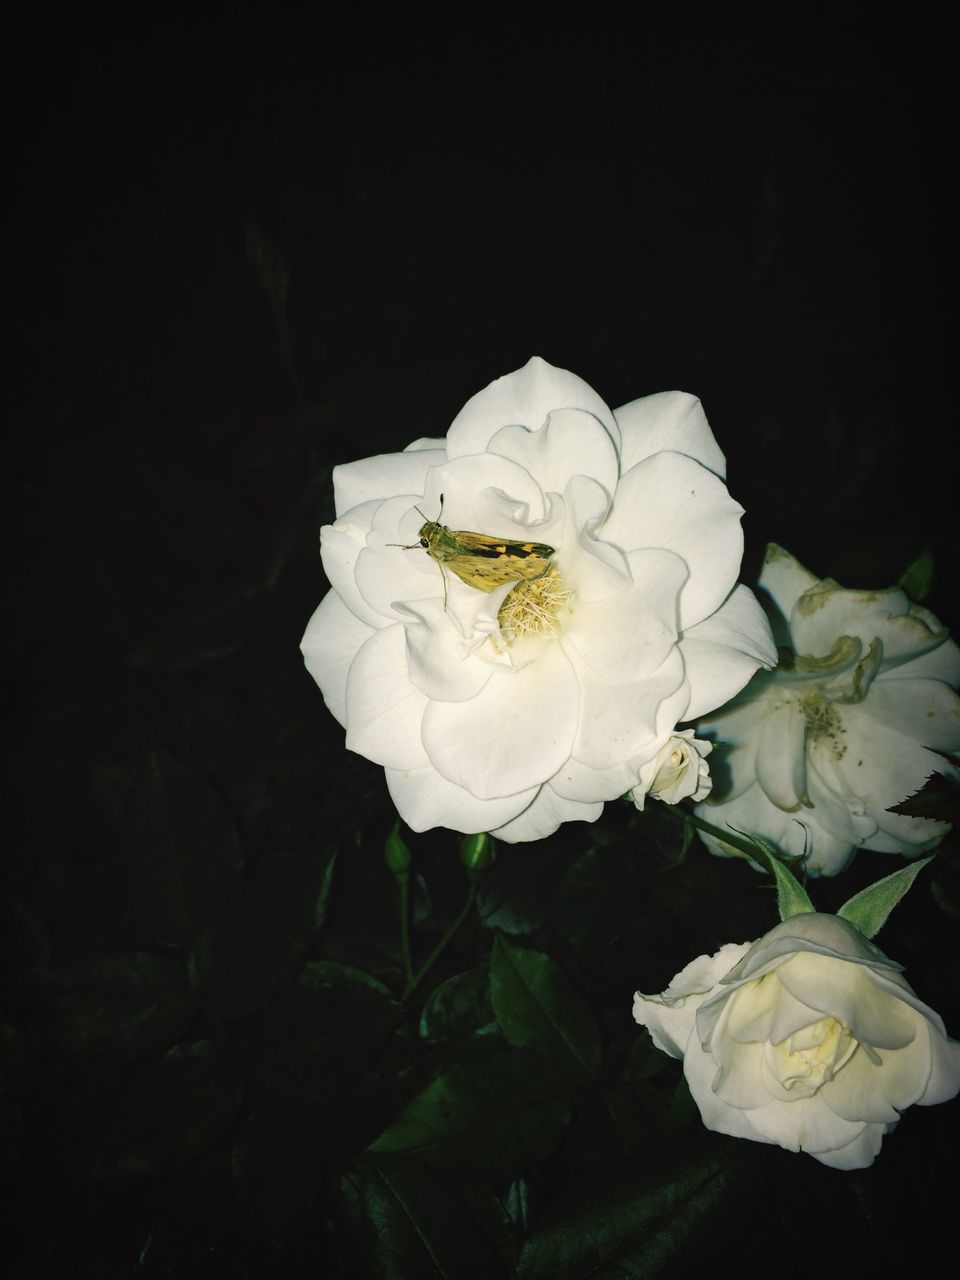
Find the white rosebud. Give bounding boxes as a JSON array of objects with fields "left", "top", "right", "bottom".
[
  {"left": 631, "top": 730, "right": 712, "bottom": 810},
  {"left": 633, "top": 913, "right": 960, "bottom": 1170},
  {"left": 695, "top": 544, "right": 960, "bottom": 874},
  {"left": 301, "top": 357, "right": 776, "bottom": 841}
]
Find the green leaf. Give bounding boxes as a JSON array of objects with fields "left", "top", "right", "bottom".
[
  {"left": 888, "top": 772, "right": 960, "bottom": 823},
  {"left": 419, "top": 968, "right": 496, "bottom": 1042},
  {"left": 341, "top": 1153, "right": 518, "bottom": 1280},
  {"left": 302, "top": 959, "right": 392, "bottom": 997},
  {"left": 547, "top": 846, "right": 640, "bottom": 954},
  {"left": 121, "top": 749, "right": 243, "bottom": 946},
  {"left": 838, "top": 857, "right": 934, "bottom": 938},
  {"left": 369, "top": 1047, "right": 570, "bottom": 1181},
  {"left": 477, "top": 842, "right": 578, "bottom": 935},
  {"left": 733, "top": 831, "right": 814, "bottom": 920},
  {"left": 232, "top": 1096, "right": 330, "bottom": 1230},
  {"left": 490, "top": 935, "right": 601, "bottom": 1081},
  {"left": 898, "top": 546, "right": 935, "bottom": 601},
  {"left": 518, "top": 1135, "right": 758, "bottom": 1280},
  {"left": 130, "top": 1219, "right": 238, "bottom": 1278},
  {"left": 235, "top": 969, "right": 404, "bottom": 1161},
  {"left": 98, "top": 1041, "right": 242, "bottom": 1178},
  {"left": 29, "top": 952, "right": 194, "bottom": 1061},
  {"left": 189, "top": 845, "right": 337, "bottom": 1020}
]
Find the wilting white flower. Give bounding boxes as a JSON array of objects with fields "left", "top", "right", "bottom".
[
  {"left": 301, "top": 357, "right": 776, "bottom": 841},
  {"left": 633, "top": 913, "right": 960, "bottom": 1170},
  {"left": 695, "top": 544, "right": 960, "bottom": 875},
  {"left": 631, "top": 730, "right": 712, "bottom": 810}
]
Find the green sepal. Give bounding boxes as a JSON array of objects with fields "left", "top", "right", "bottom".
[
  {"left": 460, "top": 832, "right": 494, "bottom": 879},
  {"left": 898, "top": 546, "right": 935, "bottom": 602},
  {"left": 384, "top": 822, "right": 412, "bottom": 877},
  {"left": 729, "top": 829, "right": 815, "bottom": 921},
  {"left": 838, "top": 857, "right": 933, "bottom": 939}
]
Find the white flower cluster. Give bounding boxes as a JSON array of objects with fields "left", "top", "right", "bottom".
[{"left": 301, "top": 357, "right": 960, "bottom": 1170}]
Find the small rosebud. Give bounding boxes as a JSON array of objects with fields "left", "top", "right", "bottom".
[
  {"left": 460, "top": 832, "right": 493, "bottom": 878},
  {"left": 384, "top": 824, "right": 412, "bottom": 877}
]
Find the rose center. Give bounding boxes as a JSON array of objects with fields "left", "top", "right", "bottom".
[
  {"left": 497, "top": 568, "right": 574, "bottom": 646},
  {"left": 764, "top": 1015, "right": 857, "bottom": 1096}
]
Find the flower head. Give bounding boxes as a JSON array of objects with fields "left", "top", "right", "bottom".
[
  {"left": 695, "top": 544, "right": 960, "bottom": 874},
  {"left": 631, "top": 730, "right": 713, "bottom": 810},
  {"left": 301, "top": 358, "right": 776, "bottom": 841},
  {"left": 633, "top": 913, "right": 960, "bottom": 1170}
]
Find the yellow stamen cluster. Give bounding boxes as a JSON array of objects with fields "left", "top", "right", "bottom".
[{"left": 497, "top": 568, "right": 574, "bottom": 645}]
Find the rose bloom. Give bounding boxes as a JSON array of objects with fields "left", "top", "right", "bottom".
[
  {"left": 633, "top": 913, "right": 960, "bottom": 1170},
  {"left": 301, "top": 357, "right": 776, "bottom": 841},
  {"left": 695, "top": 544, "right": 960, "bottom": 874},
  {"left": 631, "top": 730, "right": 713, "bottom": 810}
]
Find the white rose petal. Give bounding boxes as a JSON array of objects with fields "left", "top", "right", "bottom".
[
  {"left": 695, "top": 544, "right": 960, "bottom": 874},
  {"left": 301, "top": 357, "right": 777, "bottom": 840},
  {"left": 633, "top": 913, "right": 960, "bottom": 1170}
]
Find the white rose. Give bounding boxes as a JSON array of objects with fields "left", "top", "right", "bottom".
[
  {"left": 631, "top": 730, "right": 712, "bottom": 810},
  {"left": 695, "top": 544, "right": 960, "bottom": 874},
  {"left": 633, "top": 912, "right": 960, "bottom": 1170},
  {"left": 301, "top": 357, "right": 776, "bottom": 841}
]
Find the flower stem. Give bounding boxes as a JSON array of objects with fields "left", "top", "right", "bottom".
[
  {"left": 399, "top": 873, "right": 414, "bottom": 985},
  {"left": 664, "top": 805, "right": 767, "bottom": 864},
  {"left": 401, "top": 880, "right": 477, "bottom": 1003}
]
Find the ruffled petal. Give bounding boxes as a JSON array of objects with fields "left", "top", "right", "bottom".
[
  {"left": 850, "top": 676, "right": 960, "bottom": 756},
  {"left": 550, "top": 755, "right": 640, "bottom": 804},
  {"left": 757, "top": 1093, "right": 868, "bottom": 1160},
  {"left": 758, "top": 544, "right": 821, "bottom": 619},
  {"left": 487, "top": 406, "right": 620, "bottom": 499},
  {"left": 829, "top": 1044, "right": 911, "bottom": 1126},
  {"left": 400, "top": 597, "right": 495, "bottom": 702},
  {"left": 790, "top": 582, "right": 946, "bottom": 669},
  {"left": 680, "top": 585, "right": 778, "bottom": 720},
  {"left": 833, "top": 703, "right": 953, "bottom": 850},
  {"left": 569, "top": 647, "right": 687, "bottom": 772},
  {"left": 344, "top": 625, "right": 430, "bottom": 770},
  {"left": 882, "top": 630, "right": 960, "bottom": 686},
  {"left": 601, "top": 451, "right": 745, "bottom": 631},
  {"left": 301, "top": 591, "right": 375, "bottom": 728},
  {"left": 320, "top": 502, "right": 390, "bottom": 628},
  {"left": 803, "top": 749, "right": 879, "bottom": 849},
  {"left": 774, "top": 954, "right": 918, "bottom": 1050},
  {"left": 809, "top": 1122, "right": 885, "bottom": 1171},
  {"left": 615, "top": 390, "right": 726, "bottom": 478},
  {"left": 333, "top": 449, "right": 446, "bottom": 517},
  {"left": 918, "top": 1024, "right": 960, "bottom": 1105},
  {"left": 634, "top": 942, "right": 751, "bottom": 1057},
  {"left": 682, "top": 1032, "right": 774, "bottom": 1144},
  {"left": 755, "top": 700, "right": 808, "bottom": 810},
  {"left": 446, "top": 356, "right": 620, "bottom": 459},
  {"left": 421, "top": 642, "right": 579, "bottom": 798},
  {"left": 420, "top": 452, "right": 553, "bottom": 535},
  {"left": 490, "top": 783, "right": 603, "bottom": 843},
  {"left": 563, "top": 547, "right": 685, "bottom": 683},
  {"left": 386, "top": 765, "right": 535, "bottom": 834}
]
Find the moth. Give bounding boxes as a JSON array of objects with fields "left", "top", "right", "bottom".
[{"left": 391, "top": 495, "right": 555, "bottom": 604}]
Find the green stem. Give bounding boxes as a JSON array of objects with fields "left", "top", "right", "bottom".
[
  {"left": 401, "top": 880, "right": 477, "bottom": 1003},
  {"left": 399, "top": 873, "right": 414, "bottom": 985},
  {"left": 664, "top": 805, "right": 767, "bottom": 864}
]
